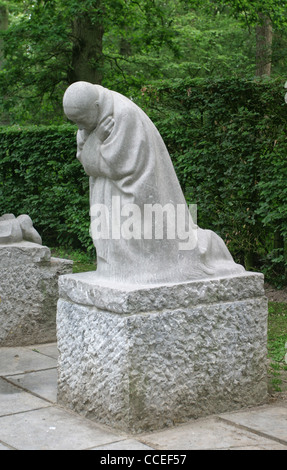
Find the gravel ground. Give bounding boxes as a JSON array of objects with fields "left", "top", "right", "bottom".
[{"left": 265, "top": 284, "right": 287, "bottom": 303}]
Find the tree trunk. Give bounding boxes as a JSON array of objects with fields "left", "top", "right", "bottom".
[
  {"left": 0, "top": 4, "right": 8, "bottom": 69},
  {"left": 0, "top": 5, "right": 9, "bottom": 124},
  {"left": 255, "top": 13, "right": 273, "bottom": 77},
  {"left": 68, "top": 10, "right": 104, "bottom": 85}
]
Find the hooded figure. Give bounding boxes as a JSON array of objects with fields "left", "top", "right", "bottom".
[{"left": 63, "top": 81, "right": 244, "bottom": 285}]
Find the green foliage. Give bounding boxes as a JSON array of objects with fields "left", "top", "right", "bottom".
[
  {"left": 2, "top": 0, "right": 287, "bottom": 124},
  {"left": 0, "top": 124, "right": 94, "bottom": 254},
  {"left": 0, "top": 0, "right": 180, "bottom": 123},
  {"left": 50, "top": 247, "right": 97, "bottom": 272},
  {"left": 215, "top": 0, "right": 287, "bottom": 28},
  {"left": 268, "top": 302, "right": 287, "bottom": 362},
  {"left": 268, "top": 301, "right": 287, "bottom": 391},
  {"left": 144, "top": 77, "right": 287, "bottom": 282}
]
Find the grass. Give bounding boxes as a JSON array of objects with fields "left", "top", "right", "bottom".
[
  {"left": 50, "top": 247, "right": 97, "bottom": 273},
  {"left": 51, "top": 247, "right": 287, "bottom": 393},
  {"left": 268, "top": 301, "right": 287, "bottom": 392}
]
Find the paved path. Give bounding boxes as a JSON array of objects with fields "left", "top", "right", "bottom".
[{"left": 0, "top": 343, "right": 287, "bottom": 451}]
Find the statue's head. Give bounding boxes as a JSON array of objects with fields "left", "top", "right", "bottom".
[{"left": 63, "top": 81, "right": 100, "bottom": 131}]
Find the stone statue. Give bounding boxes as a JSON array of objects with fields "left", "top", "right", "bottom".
[
  {"left": 63, "top": 81, "right": 244, "bottom": 285},
  {"left": 0, "top": 214, "right": 42, "bottom": 245}
]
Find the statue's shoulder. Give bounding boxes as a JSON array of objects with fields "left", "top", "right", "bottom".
[
  {"left": 111, "top": 90, "right": 137, "bottom": 111},
  {"left": 111, "top": 90, "right": 149, "bottom": 126}
]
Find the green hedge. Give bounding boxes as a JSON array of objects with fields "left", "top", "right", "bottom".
[
  {"left": 145, "top": 78, "right": 287, "bottom": 284},
  {"left": 0, "top": 78, "right": 287, "bottom": 284},
  {"left": 0, "top": 125, "right": 93, "bottom": 253}
]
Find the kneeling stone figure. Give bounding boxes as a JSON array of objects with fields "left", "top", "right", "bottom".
[{"left": 63, "top": 81, "right": 244, "bottom": 284}]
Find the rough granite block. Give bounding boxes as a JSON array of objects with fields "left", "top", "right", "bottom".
[
  {"left": 57, "top": 271, "right": 268, "bottom": 433},
  {"left": 0, "top": 242, "right": 73, "bottom": 346}
]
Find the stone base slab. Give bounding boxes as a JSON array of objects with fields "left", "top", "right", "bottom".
[
  {"left": 0, "top": 242, "right": 73, "bottom": 346},
  {"left": 57, "top": 272, "right": 268, "bottom": 433}
]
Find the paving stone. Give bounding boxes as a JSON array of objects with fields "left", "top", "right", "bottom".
[
  {"left": 0, "top": 346, "right": 56, "bottom": 376},
  {"left": 1, "top": 342, "right": 287, "bottom": 450},
  {"left": 0, "top": 406, "right": 124, "bottom": 450},
  {"left": 0, "top": 443, "right": 12, "bottom": 450},
  {"left": 222, "top": 404, "right": 287, "bottom": 445},
  {"left": 91, "top": 439, "right": 154, "bottom": 450},
  {"left": 6, "top": 369, "right": 58, "bottom": 403},
  {"left": 31, "top": 343, "right": 58, "bottom": 360},
  {"left": 140, "top": 416, "right": 287, "bottom": 450},
  {"left": 0, "top": 378, "right": 50, "bottom": 416}
]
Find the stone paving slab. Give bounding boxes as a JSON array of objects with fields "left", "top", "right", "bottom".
[
  {"left": 0, "top": 442, "right": 11, "bottom": 450},
  {"left": 221, "top": 404, "right": 287, "bottom": 446},
  {"left": 30, "top": 343, "right": 59, "bottom": 360},
  {"left": 140, "top": 416, "right": 287, "bottom": 450},
  {"left": 1, "top": 343, "right": 287, "bottom": 450},
  {"left": 6, "top": 369, "right": 58, "bottom": 403},
  {"left": 91, "top": 439, "right": 154, "bottom": 450},
  {"left": 0, "top": 346, "right": 57, "bottom": 376},
  {"left": 0, "top": 378, "right": 50, "bottom": 416},
  {"left": 0, "top": 406, "right": 127, "bottom": 451},
  {"left": 0, "top": 443, "right": 10, "bottom": 450}
]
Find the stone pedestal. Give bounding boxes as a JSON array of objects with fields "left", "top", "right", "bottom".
[
  {"left": 0, "top": 242, "right": 73, "bottom": 346},
  {"left": 57, "top": 271, "right": 268, "bottom": 433}
]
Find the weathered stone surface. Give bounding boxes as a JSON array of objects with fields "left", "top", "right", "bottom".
[
  {"left": 59, "top": 270, "right": 265, "bottom": 313},
  {"left": 57, "top": 271, "right": 268, "bottom": 433},
  {"left": 0, "top": 214, "right": 42, "bottom": 245},
  {"left": 0, "top": 242, "right": 73, "bottom": 346}
]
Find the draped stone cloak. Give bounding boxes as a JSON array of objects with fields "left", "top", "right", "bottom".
[{"left": 78, "top": 85, "right": 244, "bottom": 285}]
